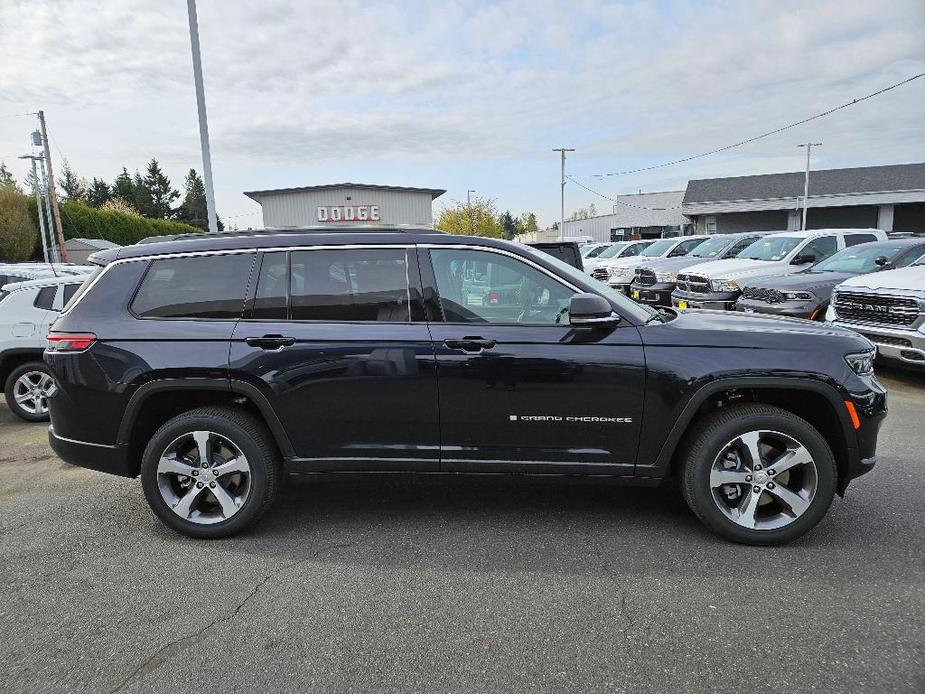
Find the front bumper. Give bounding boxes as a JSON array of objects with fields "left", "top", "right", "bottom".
[
  {"left": 671, "top": 288, "right": 738, "bottom": 311},
  {"left": 629, "top": 281, "right": 676, "bottom": 306},
  {"left": 48, "top": 427, "right": 134, "bottom": 477},
  {"left": 833, "top": 321, "right": 925, "bottom": 368},
  {"left": 735, "top": 298, "right": 818, "bottom": 319}
]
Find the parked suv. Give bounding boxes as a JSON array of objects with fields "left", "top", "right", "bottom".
[
  {"left": 672, "top": 229, "right": 887, "bottom": 310},
  {"left": 827, "top": 254, "right": 925, "bottom": 369},
  {"left": 1, "top": 274, "right": 90, "bottom": 421},
  {"left": 736, "top": 239, "right": 925, "bottom": 320},
  {"left": 45, "top": 228, "right": 886, "bottom": 544},
  {"left": 594, "top": 235, "right": 710, "bottom": 294},
  {"left": 630, "top": 232, "right": 769, "bottom": 306}
]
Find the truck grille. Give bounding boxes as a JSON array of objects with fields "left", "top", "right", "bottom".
[
  {"left": 676, "top": 273, "right": 710, "bottom": 294},
  {"left": 834, "top": 292, "right": 919, "bottom": 326},
  {"left": 591, "top": 267, "right": 609, "bottom": 282},
  {"left": 741, "top": 287, "right": 785, "bottom": 303},
  {"left": 636, "top": 268, "right": 656, "bottom": 286}
]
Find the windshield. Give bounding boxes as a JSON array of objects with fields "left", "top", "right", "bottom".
[
  {"left": 689, "top": 236, "right": 731, "bottom": 258},
  {"left": 598, "top": 242, "right": 629, "bottom": 259},
  {"left": 520, "top": 244, "right": 656, "bottom": 323},
  {"left": 582, "top": 245, "right": 608, "bottom": 258},
  {"left": 640, "top": 239, "right": 675, "bottom": 257},
  {"left": 738, "top": 237, "right": 802, "bottom": 261},
  {"left": 912, "top": 251, "right": 925, "bottom": 266},
  {"left": 811, "top": 243, "right": 907, "bottom": 273}
]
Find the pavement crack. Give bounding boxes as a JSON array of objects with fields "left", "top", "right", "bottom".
[{"left": 107, "top": 540, "right": 355, "bottom": 694}]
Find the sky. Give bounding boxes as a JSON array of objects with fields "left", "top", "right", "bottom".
[{"left": 1, "top": 0, "right": 924, "bottom": 228}]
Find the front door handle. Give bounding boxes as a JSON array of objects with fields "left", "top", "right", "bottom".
[
  {"left": 444, "top": 337, "right": 497, "bottom": 353},
  {"left": 245, "top": 334, "right": 296, "bottom": 350}
]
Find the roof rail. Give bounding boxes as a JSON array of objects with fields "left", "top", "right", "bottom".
[{"left": 136, "top": 225, "right": 448, "bottom": 245}]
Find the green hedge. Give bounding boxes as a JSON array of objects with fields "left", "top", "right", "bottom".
[{"left": 26, "top": 198, "right": 202, "bottom": 254}]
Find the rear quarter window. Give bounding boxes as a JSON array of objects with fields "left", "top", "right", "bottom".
[
  {"left": 33, "top": 286, "right": 57, "bottom": 310},
  {"left": 131, "top": 253, "right": 255, "bottom": 319}
]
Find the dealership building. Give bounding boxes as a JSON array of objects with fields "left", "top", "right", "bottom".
[
  {"left": 682, "top": 162, "right": 925, "bottom": 234},
  {"left": 244, "top": 183, "right": 446, "bottom": 228},
  {"left": 559, "top": 190, "right": 692, "bottom": 242}
]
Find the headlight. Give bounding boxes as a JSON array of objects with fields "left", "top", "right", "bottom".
[
  {"left": 655, "top": 271, "right": 677, "bottom": 282},
  {"left": 608, "top": 266, "right": 633, "bottom": 279},
  {"left": 710, "top": 278, "right": 739, "bottom": 292},
  {"left": 783, "top": 291, "right": 814, "bottom": 301},
  {"left": 845, "top": 350, "right": 875, "bottom": 376}
]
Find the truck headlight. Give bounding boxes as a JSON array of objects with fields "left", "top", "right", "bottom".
[
  {"left": 845, "top": 350, "right": 875, "bottom": 376},
  {"left": 655, "top": 271, "right": 677, "bottom": 282},
  {"left": 608, "top": 266, "right": 633, "bottom": 280},
  {"left": 710, "top": 278, "right": 739, "bottom": 292}
]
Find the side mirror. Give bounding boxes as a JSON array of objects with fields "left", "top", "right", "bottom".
[
  {"left": 874, "top": 255, "right": 889, "bottom": 267},
  {"left": 569, "top": 293, "right": 620, "bottom": 328},
  {"left": 791, "top": 253, "right": 816, "bottom": 265}
]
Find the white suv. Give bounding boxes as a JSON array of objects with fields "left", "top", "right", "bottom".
[
  {"left": 1, "top": 274, "right": 91, "bottom": 421},
  {"left": 827, "top": 255, "right": 925, "bottom": 369},
  {"left": 671, "top": 229, "right": 887, "bottom": 310},
  {"left": 594, "top": 235, "right": 712, "bottom": 293}
]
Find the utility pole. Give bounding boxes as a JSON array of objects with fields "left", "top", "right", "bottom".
[
  {"left": 467, "top": 189, "right": 475, "bottom": 235},
  {"left": 187, "top": 0, "right": 219, "bottom": 233},
  {"left": 797, "top": 142, "right": 822, "bottom": 231},
  {"left": 37, "top": 111, "right": 67, "bottom": 260},
  {"left": 19, "top": 155, "right": 51, "bottom": 264},
  {"left": 37, "top": 156, "right": 60, "bottom": 262},
  {"left": 552, "top": 148, "right": 575, "bottom": 241}
]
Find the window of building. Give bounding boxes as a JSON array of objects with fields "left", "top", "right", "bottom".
[
  {"left": 132, "top": 253, "right": 255, "bottom": 319},
  {"left": 705, "top": 216, "right": 717, "bottom": 233},
  {"left": 289, "top": 249, "right": 410, "bottom": 322},
  {"left": 430, "top": 248, "right": 574, "bottom": 325},
  {"left": 34, "top": 286, "right": 57, "bottom": 310}
]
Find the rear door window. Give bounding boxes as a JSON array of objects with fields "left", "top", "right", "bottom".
[
  {"left": 34, "top": 286, "right": 57, "bottom": 310},
  {"left": 62, "top": 283, "right": 82, "bottom": 305},
  {"left": 132, "top": 253, "right": 255, "bottom": 319}
]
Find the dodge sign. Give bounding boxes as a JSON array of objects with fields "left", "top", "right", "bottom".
[{"left": 317, "top": 205, "right": 381, "bottom": 222}]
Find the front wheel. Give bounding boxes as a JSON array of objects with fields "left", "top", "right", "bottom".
[
  {"left": 140, "top": 407, "right": 281, "bottom": 539},
  {"left": 681, "top": 404, "right": 837, "bottom": 545},
  {"left": 4, "top": 362, "right": 57, "bottom": 422}
]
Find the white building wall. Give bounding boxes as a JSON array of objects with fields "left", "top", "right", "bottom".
[{"left": 251, "top": 187, "right": 436, "bottom": 227}]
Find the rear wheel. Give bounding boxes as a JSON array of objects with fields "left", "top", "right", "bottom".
[
  {"left": 140, "top": 407, "right": 281, "bottom": 539},
  {"left": 681, "top": 404, "right": 837, "bottom": 545},
  {"left": 4, "top": 361, "right": 57, "bottom": 422}
]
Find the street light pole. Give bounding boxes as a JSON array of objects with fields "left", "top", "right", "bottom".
[
  {"left": 37, "top": 111, "right": 67, "bottom": 260},
  {"left": 467, "top": 189, "right": 475, "bottom": 235},
  {"left": 552, "top": 148, "right": 575, "bottom": 241},
  {"left": 19, "top": 155, "right": 51, "bottom": 264},
  {"left": 797, "top": 142, "right": 822, "bottom": 231},
  {"left": 187, "top": 0, "right": 219, "bottom": 234}
]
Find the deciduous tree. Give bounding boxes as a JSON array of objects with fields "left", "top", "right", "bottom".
[{"left": 435, "top": 195, "right": 503, "bottom": 238}]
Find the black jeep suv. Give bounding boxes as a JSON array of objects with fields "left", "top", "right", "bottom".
[{"left": 45, "top": 227, "right": 886, "bottom": 544}]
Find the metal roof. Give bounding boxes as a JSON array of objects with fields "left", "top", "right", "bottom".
[
  {"left": 244, "top": 183, "right": 447, "bottom": 200},
  {"left": 684, "top": 162, "right": 925, "bottom": 204}
]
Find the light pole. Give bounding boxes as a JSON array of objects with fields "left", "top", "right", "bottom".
[
  {"left": 187, "top": 0, "right": 219, "bottom": 233},
  {"left": 467, "top": 189, "right": 475, "bottom": 235},
  {"left": 18, "top": 155, "right": 53, "bottom": 265},
  {"left": 797, "top": 142, "right": 822, "bottom": 231},
  {"left": 552, "top": 148, "right": 575, "bottom": 241}
]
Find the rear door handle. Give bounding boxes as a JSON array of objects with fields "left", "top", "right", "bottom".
[
  {"left": 444, "top": 337, "right": 496, "bottom": 353},
  {"left": 245, "top": 335, "right": 296, "bottom": 350}
]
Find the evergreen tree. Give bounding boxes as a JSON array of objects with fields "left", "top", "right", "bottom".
[
  {"left": 132, "top": 170, "right": 152, "bottom": 216},
  {"left": 175, "top": 168, "right": 208, "bottom": 230},
  {"left": 142, "top": 158, "right": 178, "bottom": 219},
  {"left": 499, "top": 210, "right": 516, "bottom": 240},
  {"left": 112, "top": 168, "right": 135, "bottom": 201},
  {"left": 86, "top": 178, "right": 111, "bottom": 207},
  {"left": 57, "top": 159, "right": 87, "bottom": 203},
  {"left": 0, "top": 161, "right": 18, "bottom": 191}
]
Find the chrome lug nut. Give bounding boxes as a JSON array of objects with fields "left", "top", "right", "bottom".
[
  {"left": 201, "top": 462, "right": 209, "bottom": 469},
  {"left": 754, "top": 463, "right": 763, "bottom": 471},
  {"left": 768, "top": 469, "right": 775, "bottom": 476},
  {"left": 745, "top": 474, "right": 753, "bottom": 482},
  {"left": 209, "top": 482, "right": 216, "bottom": 488},
  {"left": 767, "top": 481, "right": 776, "bottom": 489},
  {"left": 196, "top": 482, "right": 204, "bottom": 488},
  {"left": 753, "top": 486, "right": 761, "bottom": 493},
  {"left": 192, "top": 470, "right": 199, "bottom": 477}
]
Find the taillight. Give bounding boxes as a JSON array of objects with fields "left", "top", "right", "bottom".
[{"left": 47, "top": 332, "right": 97, "bottom": 352}]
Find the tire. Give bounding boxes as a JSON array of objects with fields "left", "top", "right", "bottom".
[
  {"left": 680, "top": 403, "right": 837, "bottom": 545},
  {"left": 140, "top": 406, "right": 281, "bottom": 539},
  {"left": 4, "top": 361, "right": 56, "bottom": 422}
]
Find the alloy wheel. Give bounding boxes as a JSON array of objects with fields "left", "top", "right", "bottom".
[
  {"left": 709, "top": 429, "right": 818, "bottom": 531},
  {"left": 156, "top": 430, "right": 252, "bottom": 525},
  {"left": 13, "top": 370, "right": 57, "bottom": 416}
]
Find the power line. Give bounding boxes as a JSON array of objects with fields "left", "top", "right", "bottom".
[
  {"left": 566, "top": 177, "right": 682, "bottom": 211},
  {"left": 0, "top": 111, "right": 38, "bottom": 119},
  {"left": 574, "top": 71, "right": 925, "bottom": 179}
]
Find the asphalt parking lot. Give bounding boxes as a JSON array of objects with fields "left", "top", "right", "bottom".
[{"left": 1, "top": 369, "right": 923, "bottom": 694}]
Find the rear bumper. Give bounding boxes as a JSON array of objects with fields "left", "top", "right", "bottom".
[{"left": 48, "top": 427, "right": 134, "bottom": 477}]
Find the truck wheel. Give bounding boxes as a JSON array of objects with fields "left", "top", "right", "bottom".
[
  {"left": 680, "top": 404, "right": 837, "bottom": 545},
  {"left": 140, "top": 406, "right": 281, "bottom": 539},
  {"left": 4, "top": 361, "right": 57, "bottom": 422}
]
